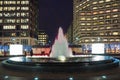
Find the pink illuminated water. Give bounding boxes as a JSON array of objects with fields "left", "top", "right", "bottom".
[{"left": 50, "top": 27, "right": 73, "bottom": 58}]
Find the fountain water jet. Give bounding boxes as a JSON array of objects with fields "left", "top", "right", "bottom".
[{"left": 50, "top": 27, "right": 73, "bottom": 58}]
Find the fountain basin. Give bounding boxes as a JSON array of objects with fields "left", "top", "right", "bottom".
[{"left": 2, "top": 55, "right": 119, "bottom": 72}]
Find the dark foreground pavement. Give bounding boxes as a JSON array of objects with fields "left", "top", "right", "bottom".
[{"left": 0, "top": 62, "right": 120, "bottom": 80}]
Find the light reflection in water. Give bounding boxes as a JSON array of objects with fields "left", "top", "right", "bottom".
[{"left": 92, "top": 56, "right": 105, "bottom": 61}]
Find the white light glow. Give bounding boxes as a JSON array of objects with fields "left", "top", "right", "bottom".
[
  {"left": 92, "top": 43, "right": 104, "bottom": 54},
  {"left": 58, "top": 56, "right": 66, "bottom": 62},
  {"left": 10, "top": 44, "right": 23, "bottom": 55}
]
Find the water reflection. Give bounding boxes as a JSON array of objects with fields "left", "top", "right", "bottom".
[{"left": 8, "top": 55, "right": 114, "bottom": 63}]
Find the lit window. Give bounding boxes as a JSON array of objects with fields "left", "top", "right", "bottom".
[
  {"left": 105, "top": 0, "right": 111, "bottom": 2},
  {"left": 93, "top": 28, "right": 98, "bottom": 30},
  {"left": 3, "top": 25, "right": 16, "bottom": 29},
  {"left": 21, "top": 13, "right": 25, "bottom": 16},
  {"left": 17, "top": 13, "right": 20, "bottom": 17},
  {"left": 9, "top": 7, "right": 16, "bottom": 11},
  {"left": 76, "top": 10, "right": 79, "bottom": 13},
  {"left": 113, "top": 19, "right": 118, "bottom": 23},
  {"left": 4, "top": 7, "right": 16, "bottom": 11},
  {"left": 11, "top": 33, "right": 16, "bottom": 37},
  {"left": 81, "top": 23, "right": 85, "bottom": 25},
  {"left": 99, "top": 16, "right": 104, "bottom": 19},
  {"left": 21, "top": 19, "right": 29, "bottom": 23},
  {"left": 4, "top": 13, "right": 16, "bottom": 17},
  {"left": 0, "top": 7, "right": 2, "bottom": 11},
  {"left": 93, "top": 17, "right": 98, "bottom": 20},
  {"left": 99, "top": 0, "right": 104, "bottom": 3},
  {"left": 21, "top": 32, "right": 27, "bottom": 36},
  {"left": 93, "top": 22, "right": 97, "bottom": 25},
  {"left": 85, "top": 39, "right": 89, "bottom": 42},
  {"left": 103, "top": 39, "right": 107, "bottom": 41},
  {"left": 87, "top": 28, "right": 91, "bottom": 31},
  {"left": 0, "top": 19, "right": 2, "bottom": 23},
  {"left": 86, "top": 4, "right": 90, "bottom": 7},
  {"left": 4, "top": 7, "right": 7, "bottom": 11},
  {"left": 0, "top": 13, "right": 2, "bottom": 16},
  {"left": 106, "top": 15, "right": 110, "bottom": 18},
  {"left": 86, "top": 18, "right": 91, "bottom": 20},
  {"left": 113, "top": 15, "right": 118, "bottom": 17},
  {"left": 113, "top": 32, "right": 118, "bottom": 35},
  {"left": 4, "top": 19, "right": 15, "bottom": 23},
  {"left": 21, "top": 7, "right": 29, "bottom": 10},
  {"left": 21, "top": 25, "right": 29, "bottom": 29},
  {"left": 93, "top": 2, "right": 97, "bottom": 4},
  {"left": 93, "top": 12, "right": 98, "bottom": 14},
  {"left": 112, "top": 9, "right": 118, "bottom": 12},
  {"left": 99, "top": 21, "right": 104, "bottom": 24},
  {"left": 110, "top": 39, "right": 114, "bottom": 41},
  {"left": 4, "top": 1, "right": 16, "bottom": 4},
  {"left": 100, "top": 33, "right": 104, "bottom": 35},
  {"left": 21, "top": 1, "right": 29, "bottom": 4},
  {"left": 76, "top": 6, "right": 79, "bottom": 8},
  {"left": 0, "top": 1, "right": 3, "bottom": 5},
  {"left": 112, "top": 3, "right": 118, "bottom": 6},
  {"left": 80, "top": 17, "right": 85, "bottom": 20},
  {"left": 91, "top": 39, "right": 95, "bottom": 42},
  {"left": 106, "top": 10, "right": 111, "bottom": 13},
  {"left": 80, "top": 13, "right": 85, "bottom": 15},
  {"left": 86, "top": 13, "right": 91, "bottom": 15},
  {"left": 17, "top": 1, "right": 20, "bottom": 4},
  {"left": 81, "top": 29, "right": 85, "bottom": 31},
  {"left": 99, "top": 11, "right": 104, "bottom": 14},
  {"left": 93, "top": 7, "right": 98, "bottom": 10},
  {"left": 106, "top": 5, "right": 110, "bottom": 7},
  {"left": 17, "top": 7, "right": 20, "bottom": 10},
  {"left": 106, "top": 26, "right": 111, "bottom": 29},
  {"left": 116, "top": 39, "right": 120, "bottom": 41},
  {"left": 86, "top": 23, "right": 91, "bottom": 25}
]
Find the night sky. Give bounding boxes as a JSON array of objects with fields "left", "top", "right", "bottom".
[{"left": 39, "top": 0, "right": 73, "bottom": 42}]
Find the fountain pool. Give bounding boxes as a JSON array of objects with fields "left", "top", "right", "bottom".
[{"left": 1, "top": 27, "right": 119, "bottom": 72}]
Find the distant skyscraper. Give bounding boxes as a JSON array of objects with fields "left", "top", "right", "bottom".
[
  {"left": 73, "top": 0, "right": 120, "bottom": 45},
  {"left": 0, "top": 0, "right": 39, "bottom": 45},
  {"left": 38, "top": 30, "right": 48, "bottom": 45}
]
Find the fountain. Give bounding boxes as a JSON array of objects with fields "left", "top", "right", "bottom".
[
  {"left": 1, "top": 27, "right": 119, "bottom": 72},
  {"left": 50, "top": 27, "right": 73, "bottom": 58}
]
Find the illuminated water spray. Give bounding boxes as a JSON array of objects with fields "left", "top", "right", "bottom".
[{"left": 50, "top": 27, "right": 73, "bottom": 58}]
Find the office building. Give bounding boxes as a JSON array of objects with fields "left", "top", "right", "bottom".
[
  {"left": 0, "top": 0, "right": 39, "bottom": 45},
  {"left": 38, "top": 30, "right": 48, "bottom": 45},
  {"left": 72, "top": 0, "right": 120, "bottom": 53}
]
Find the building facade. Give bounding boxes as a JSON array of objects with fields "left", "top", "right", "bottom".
[
  {"left": 38, "top": 30, "right": 48, "bottom": 45},
  {"left": 72, "top": 0, "right": 120, "bottom": 53},
  {"left": 0, "top": 0, "right": 39, "bottom": 45}
]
